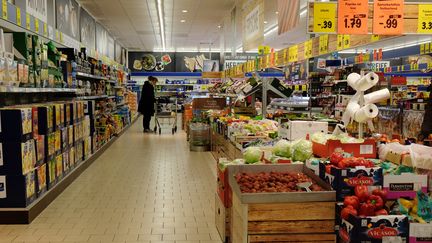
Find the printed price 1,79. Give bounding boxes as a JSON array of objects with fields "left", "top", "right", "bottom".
[{"left": 344, "top": 17, "right": 362, "bottom": 29}]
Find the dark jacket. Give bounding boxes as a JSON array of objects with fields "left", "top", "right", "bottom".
[
  {"left": 138, "top": 81, "right": 155, "bottom": 115},
  {"left": 421, "top": 84, "right": 432, "bottom": 138}
]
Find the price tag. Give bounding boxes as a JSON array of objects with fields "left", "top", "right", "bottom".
[
  {"left": 420, "top": 44, "right": 425, "bottom": 54},
  {"left": 319, "top": 34, "right": 329, "bottom": 55},
  {"left": 304, "top": 40, "right": 313, "bottom": 58},
  {"left": 313, "top": 2, "right": 336, "bottom": 33},
  {"left": 274, "top": 52, "right": 278, "bottom": 66},
  {"left": 26, "top": 13, "right": 30, "bottom": 29},
  {"left": 60, "top": 32, "right": 64, "bottom": 43},
  {"left": 343, "top": 35, "right": 350, "bottom": 48},
  {"left": 2, "top": 0, "right": 7, "bottom": 20},
  {"left": 338, "top": 0, "right": 368, "bottom": 34},
  {"left": 35, "top": 19, "right": 39, "bottom": 32},
  {"left": 371, "top": 34, "right": 380, "bottom": 42},
  {"left": 418, "top": 4, "right": 432, "bottom": 34},
  {"left": 337, "top": 35, "right": 344, "bottom": 50},
  {"left": 43, "top": 23, "right": 47, "bottom": 36},
  {"left": 283, "top": 49, "right": 288, "bottom": 63},
  {"left": 425, "top": 43, "right": 431, "bottom": 53},
  {"left": 55, "top": 30, "right": 59, "bottom": 41},
  {"left": 373, "top": 0, "right": 404, "bottom": 35},
  {"left": 16, "top": 7, "right": 21, "bottom": 26},
  {"left": 289, "top": 45, "right": 298, "bottom": 62}
]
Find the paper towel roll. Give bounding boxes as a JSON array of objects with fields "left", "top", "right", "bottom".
[
  {"left": 364, "top": 88, "right": 390, "bottom": 104},
  {"left": 354, "top": 104, "right": 379, "bottom": 123},
  {"left": 347, "top": 72, "right": 379, "bottom": 91},
  {"left": 342, "top": 102, "right": 361, "bottom": 125}
]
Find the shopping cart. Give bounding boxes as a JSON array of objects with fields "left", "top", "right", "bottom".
[{"left": 154, "top": 96, "right": 178, "bottom": 134}]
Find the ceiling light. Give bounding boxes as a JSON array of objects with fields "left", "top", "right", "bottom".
[
  {"left": 275, "top": 11, "right": 279, "bottom": 14},
  {"left": 156, "top": 0, "right": 166, "bottom": 51},
  {"left": 182, "top": 10, "right": 188, "bottom": 13},
  {"left": 181, "top": 19, "right": 186, "bottom": 23},
  {"left": 264, "top": 21, "right": 268, "bottom": 24},
  {"left": 264, "top": 25, "right": 278, "bottom": 37},
  {"left": 217, "top": 25, "right": 221, "bottom": 28}
]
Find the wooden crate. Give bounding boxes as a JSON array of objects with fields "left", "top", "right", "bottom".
[
  {"left": 215, "top": 194, "right": 231, "bottom": 243},
  {"left": 229, "top": 164, "right": 336, "bottom": 243}
]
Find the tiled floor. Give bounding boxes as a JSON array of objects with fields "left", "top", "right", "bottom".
[{"left": 0, "top": 117, "right": 222, "bottom": 243}]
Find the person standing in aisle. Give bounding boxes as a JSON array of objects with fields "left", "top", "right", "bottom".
[{"left": 138, "top": 76, "right": 158, "bottom": 132}]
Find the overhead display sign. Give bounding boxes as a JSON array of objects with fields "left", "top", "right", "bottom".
[
  {"left": 418, "top": 4, "right": 432, "bottom": 34},
  {"left": 242, "top": 0, "right": 264, "bottom": 51},
  {"left": 25, "top": 0, "right": 47, "bottom": 23},
  {"left": 80, "top": 7, "right": 96, "bottom": 50},
  {"left": 304, "top": 40, "right": 312, "bottom": 59},
  {"left": 313, "top": 2, "right": 336, "bottom": 33},
  {"left": 96, "top": 23, "right": 108, "bottom": 56},
  {"left": 373, "top": 0, "right": 404, "bottom": 35},
  {"left": 338, "top": 0, "right": 368, "bottom": 34},
  {"left": 56, "top": 0, "right": 80, "bottom": 40}
]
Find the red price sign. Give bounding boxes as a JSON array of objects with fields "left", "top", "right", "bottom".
[
  {"left": 373, "top": 0, "right": 404, "bottom": 35},
  {"left": 338, "top": 0, "right": 368, "bottom": 34}
]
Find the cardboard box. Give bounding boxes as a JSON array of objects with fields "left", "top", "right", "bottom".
[
  {"left": 312, "top": 139, "right": 377, "bottom": 158},
  {"left": 323, "top": 165, "right": 383, "bottom": 201},
  {"left": 279, "top": 121, "right": 328, "bottom": 141},
  {"left": 37, "top": 105, "right": 54, "bottom": 135},
  {"left": 47, "top": 158, "right": 56, "bottom": 188},
  {"left": 0, "top": 172, "right": 36, "bottom": 207},
  {"left": 383, "top": 173, "right": 428, "bottom": 199},
  {"left": 0, "top": 108, "right": 33, "bottom": 142},
  {"left": 34, "top": 135, "right": 45, "bottom": 165},
  {"left": 410, "top": 223, "right": 432, "bottom": 243},
  {"left": 55, "top": 154, "right": 63, "bottom": 180},
  {"left": 339, "top": 214, "right": 409, "bottom": 243},
  {"left": 0, "top": 140, "right": 36, "bottom": 175},
  {"left": 35, "top": 163, "right": 47, "bottom": 196},
  {"left": 217, "top": 165, "right": 232, "bottom": 208},
  {"left": 62, "top": 150, "right": 70, "bottom": 175}
]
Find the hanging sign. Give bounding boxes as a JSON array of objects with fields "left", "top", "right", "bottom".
[
  {"left": 313, "top": 2, "right": 336, "bottom": 33},
  {"left": 16, "top": 7, "right": 21, "bottom": 26},
  {"left": 2, "top": 0, "right": 7, "bottom": 20},
  {"left": 373, "top": 0, "right": 404, "bottom": 35},
  {"left": 418, "top": 4, "right": 432, "bottom": 34},
  {"left": 337, "top": 35, "right": 344, "bottom": 50},
  {"left": 288, "top": 45, "right": 298, "bottom": 63},
  {"left": 338, "top": 0, "right": 368, "bottom": 34},
  {"left": 343, "top": 35, "right": 350, "bottom": 49},
  {"left": 319, "top": 34, "right": 329, "bottom": 55},
  {"left": 283, "top": 49, "right": 288, "bottom": 63},
  {"left": 304, "top": 40, "right": 313, "bottom": 59}
]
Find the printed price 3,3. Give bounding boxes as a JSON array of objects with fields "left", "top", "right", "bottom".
[{"left": 421, "top": 21, "right": 432, "bottom": 30}]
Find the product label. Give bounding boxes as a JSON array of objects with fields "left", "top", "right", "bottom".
[
  {"left": 26, "top": 13, "right": 30, "bottom": 30},
  {"left": 313, "top": 2, "right": 337, "bottom": 33},
  {"left": 2, "top": 0, "right": 7, "bottom": 20},
  {"left": 360, "top": 144, "right": 374, "bottom": 155},
  {"left": 368, "top": 226, "right": 398, "bottom": 239},
  {"left": 418, "top": 4, "right": 432, "bottom": 34},
  {"left": 16, "top": 7, "right": 21, "bottom": 26},
  {"left": 389, "top": 183, "right": 414, "bottom": 191},
  {"left": 338, "top": 0, "right": 368, "bottom": 34},
  {"left": 346, "top": 175, "right": 374, "bottom": 186},
  {"left": 0, "top": 175, "right": 6, "bottom": 198},
  {"left": 373, "top": 0, "right": 404, "bottom": 35},
  {"left": 0, "top": 143, "right": 3, "bottom": 166}
]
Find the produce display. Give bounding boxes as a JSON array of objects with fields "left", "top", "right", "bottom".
[
  {"left": 341, "top": 187, "right": 388, "bottom": 219},
  {"left": 399, "top": 190, "right": 432, "bottom": 223},
  {"left": 228, "top": 119, "right": 278, "bottom": 137},
  {"left": 235, "top": 171, "right": 325, "bottom": 193}
]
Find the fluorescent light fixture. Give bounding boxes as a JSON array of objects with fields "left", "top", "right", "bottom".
[
  {"left": 264, "top": 25, "right": 278, "bottom": 37},
  {"left": 156, "top": 0, "right": 166, "bottom": 52},
  {"left": 181, "top": 19, "right": 186, "bottom": 23},
  {"left": 264, "top": 21, "right": 268, "bottom": 24},
  {"left": 217, "top": 25, "right": 221, "bottom": 28},
  {"left": 182, "top": 9, "right": 188, "bottom": 13},
  {"left": 300, "top": 9, "right": 307, "bottom": 16},
  {"left": 275, "top": 11, "right": 279, "bottom": 14}
]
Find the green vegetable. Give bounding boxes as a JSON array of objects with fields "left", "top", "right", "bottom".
[
  {"left": 273, "top": 140, "right": 292, "bottom": 158},
  {"left": 291, "top": 139, "right": 313, "bottom": 162},
  {"left": 243, "top": 147, "right": 262, "bottom": 164}
]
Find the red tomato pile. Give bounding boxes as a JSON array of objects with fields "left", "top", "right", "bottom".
[
  {"left": 341, "top": 186, "right": 389, "bottom": 219},
  {"left": 235, "top": 172, "right": 324, "bottom": 193}
]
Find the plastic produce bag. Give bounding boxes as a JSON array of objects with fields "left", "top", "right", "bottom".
[{"left": 403, "top": 110, "right": 424, "bottom": 139}]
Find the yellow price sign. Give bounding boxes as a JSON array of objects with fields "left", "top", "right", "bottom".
[
  {"left": 319, "top": 34, "right": 329, "bottom": 55},
  {"left": 304, "top": 40, "right": 313, "bottom": 58},
  {"left": 343, "top": 35, "right": 350, "bottom": 49},
  {"left": 290, "top": 45, "right": 298, "bottom": 62},
  {"left": 313, "top": 2, "right": 336, "bottom": 33},
  {"left": 35, "top": 19, "right": 39, "bottom": 32},
  {"left": 274, "top": 52, "right": 279, "bottom": 66},
  {"left": 43, "top": 23, "right": 47, "bottom": 36},
  {"left": 26, "top": 13, "right": 30, "bottom": 29},
  {"left": 371, "top": 35, "right": 380, "bottom": 42},
  {"left": 420, "top": 44, "right": 425, "bottom": 54},
  {"left": 2, "top": 0, "right": 7, "bottom": 20},
  {"left": 16, "top": 7, "right": 21, "bottom": 26},
  {"left": 426, "top": 43, "right": 431, "bottom": 53},
  {"left": 418, "top": 4, "right": 432, "bottom": 33},
  {"left": 283, "top": 49, "right": 288, "bottom": 63},
  {"left": 56, "top": 30, "right": 59, "bottom": 41},
  {"left": 337, "top": 35, "right": 344, "bottom": 51}
]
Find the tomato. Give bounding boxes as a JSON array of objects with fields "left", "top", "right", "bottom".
[
  {"left": 341, "top": 205, "right": 358, "bottom": 220},
  {"left": 343, "top": 196, "right": 360, "bottom": 209},
  {"left": 330, "top": 152, "right": 344, "bottom": 166}
]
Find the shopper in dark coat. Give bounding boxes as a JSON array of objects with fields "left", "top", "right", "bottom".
[
  {"left": 138, "top": 76, "right": 157, "bottom": 132},
  {"left": 421, "top": 84, "right": 432, "bottom": 139}
]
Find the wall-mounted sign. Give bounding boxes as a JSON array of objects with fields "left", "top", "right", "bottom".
[
  {"left": 224, "top": 60, "right": 247, "bottom": 71},
  {"left": 418, "top": 4, "right": 432, "bottom": 34},
  {"left": 313, "top": 2, "right": 336, "bottom": 33},
  {"left": 80, "top": 7, "right": 95, "bottom": 50},
  {"left": 56, "top": 0, "right": 80, "bottom": 40},
  {"left": 373, "top": 0, "right": 404, "bottom": 35},
  {"left": 26, "top": 0, "right": 47, "bottom": 23},
  {"left": 338, "top": 0, "right": 368, "bottom": 34},
  {"left": 96, "top": 23, "right": 108, "bottom": 56}
]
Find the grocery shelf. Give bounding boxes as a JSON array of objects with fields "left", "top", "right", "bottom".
[
  {"left": 0, "top": 115, "right": 141, "bottom": 224},
  {"left": 0, "top": 87, "right": 81, "bottom": 93},
  {"left": 76, "top": 95, "right": 108, "bottom": 100},
  {"left": 157, "top": 83, "right": 196, "bottom": 86},
  {"left": 76, "top": 72, "right": 108, "bottom": 80}
]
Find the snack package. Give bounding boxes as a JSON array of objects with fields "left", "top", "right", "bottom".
[{"left": 403, "top": 110, "right": 424, "bottom": 139}]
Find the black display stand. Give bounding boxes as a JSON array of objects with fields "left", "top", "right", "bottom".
[{"left": 0, "top": 115, "right": 139, "bottom": 224}]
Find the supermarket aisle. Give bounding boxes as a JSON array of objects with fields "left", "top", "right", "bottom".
[{"left": 0, "top": 117, "right": 222, "bottom": 243}]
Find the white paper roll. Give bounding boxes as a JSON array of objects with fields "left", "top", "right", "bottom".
[
  {"left": 364, "top": 88, "right": 390, "bottom": 104},
  {"left": 342, "top": 102, "right": 360, "bottom": 125},
  {"left": 347, "top": 72, "right": 379, "bottom": 91},
  {"left": 354, "top": 104, "right": 379, "bottom": 123}
]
